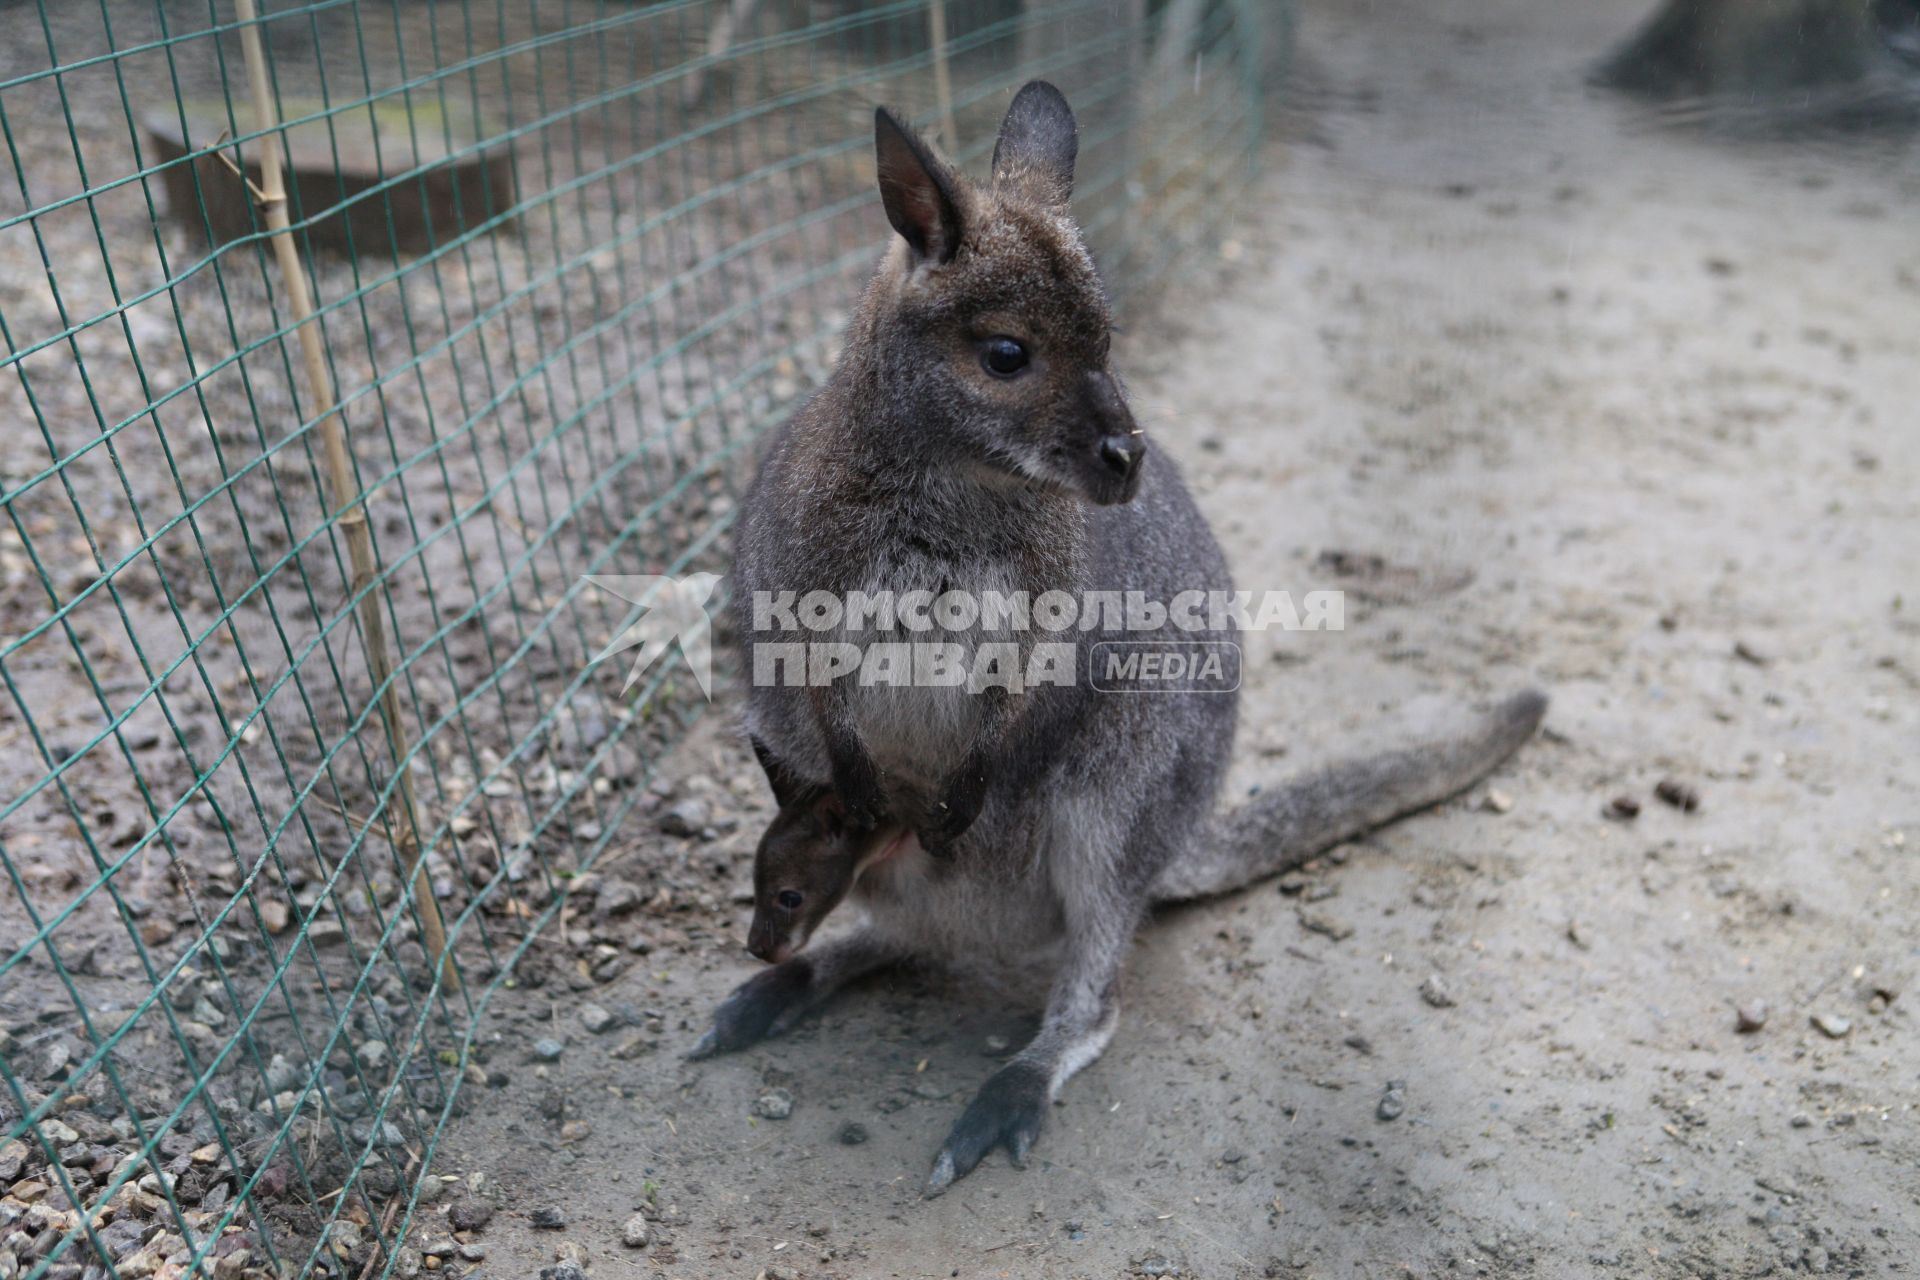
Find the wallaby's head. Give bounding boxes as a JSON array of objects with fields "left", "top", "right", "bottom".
[
  {"left": 748, "top": 789, "right": 900, "bottom": 963},
  {"left": 864, "top": 81, "right": 1144, "bottom": 505}
]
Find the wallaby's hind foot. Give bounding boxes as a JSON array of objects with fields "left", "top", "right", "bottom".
[
  {"left": 686, "top": 958, "right": 814, "bottom": 1060},
  {"left": 688, "top": 932, "right": 900, "bottom": 1059},
  {"left": 925, "top": 1061, "right": 1051, "bottom": 1195}
]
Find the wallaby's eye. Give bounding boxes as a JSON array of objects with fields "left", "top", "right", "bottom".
[
  {"left": 776, "top": 890, "right": 804, "bottom": 912},
  {"left": 981, "top": 337, "right": 1029, "bottom": 378}
]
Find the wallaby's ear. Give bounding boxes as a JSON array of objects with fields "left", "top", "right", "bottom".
[
  {"left": 992, "top": 80, "right": 1076, "bottom": 207},
  {"left": 874, "top": 106, "right": 964, "bottom": 264},
  {"left": 751, "top": 734, "right": 811, "bottom": 810}
]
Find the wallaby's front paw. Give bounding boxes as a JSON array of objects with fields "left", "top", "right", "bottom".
[
  {"left": 918, "top": 767, "right": 988, "bottom": 856},
  {"left": 924, "top": 1062, "right": 1050, "bottom": 1195},
  {"left": 686, "top": 957, "right": 814, "bottom": 1059},
  {"left": 830, "top": 755, "right": 887, "bottom": 831}
]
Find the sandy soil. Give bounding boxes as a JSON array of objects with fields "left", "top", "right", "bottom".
[{"left": 440, "top": 1, "right": 1920, "bottom": 1276}]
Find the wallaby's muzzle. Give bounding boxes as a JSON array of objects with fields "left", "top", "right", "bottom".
[
  {"left": 1073, "top": 371, "right": 1147, "bottom": 505},
  {"left": 747, "top": 912, "right": 799, "bottom": 964}
]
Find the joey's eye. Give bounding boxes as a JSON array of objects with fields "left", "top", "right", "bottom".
[
  {"left": 776, "top": 890, "right": 804, "bottom": 912},
  {"left": 981, "top": 337, "right": 1029, "bottom": 378}
]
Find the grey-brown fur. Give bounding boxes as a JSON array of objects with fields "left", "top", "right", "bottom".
[{"left": 692, "top": 82, "right": 1547, "bottom": 1193}]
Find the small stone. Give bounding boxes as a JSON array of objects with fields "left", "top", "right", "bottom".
[
  {"left": 1810, "top": 1012, "right": 1850, "bottom": 1039},
  {"left": 539, "top": 1264, "right": 585, "bottom": 1280},
  {"left": 1654, "top": 778, "right": 1699, "bottom": 812},
  {"left": 610, "top": 1034, "right": 655, "bottom": 1060},
  {"left": 32, "top": 1040, "right": 77, "bottom": 1090},
  {"left": 753, "top": 1089, "right": 794, "bottom": 1120},
  {"left": 1484, "top": 789, "right": 1514, "bottom": 814},
  {"left": 559, "top": 1120, "right": 591, "bottom": 1142},
  {"left": 533, "top": 1038, "right": 565, "bottom": 1062},
  {"left": 263, "top": 1051, "right": 302, "bottom": 1094},
  {"left": 1376, "top": 1083, "right": 1407, "bottom": 1121},
  {"left": 1297, "top": 907, "right": 1354, "bottom": 941},
  {"left": 620, "top": 1213, "right": 650, "bottom": 1249},
  {"left": 447, "top": 1199, "right": 493, "bottom": 1233},
  {"left": 530, "top": 1205, "right": 567, "bottom": 1230},
  {"left": 1342, "top": 1033, "right": 1374, "bottom": 1056},
  {"left": 554, "top": 1241, "right": 587, "bottom": 1266},
  {"left": 1418, "top": 974, "right": 1457, "bottom": 1008},
  {"left": 260, "top": 900, "right": 290, "bottom": 934},
  {"left": 1736, "top": 1001, "right": 1769, "bottom": 1033},
  {"left": 457, "top": 1244, "right": 487, "bottom": 1263},
  {"left": 837, "top": 1122, "right": 868, "bottom": 1146},
  {"left": 1604, "top": 794, "right": 1640, "bottom": 821},
  {"left": 0, "top": 1139, "right": 27, "bottom": 1182},
  {"left": 658, "top": 799, "right": 709, "bottom": 837},
  {"left": 579, "top": 1004, "right": 615, "bottom": 1035},
  {"left": 1789, "top": 1112, "right": 1812, "bottom": 1129},
  {"left": 983, "top": 1035, "right": 1010, "bottom": 1055},
  {"left": 350, "top": 1118, "right": 405, "bottom": 1148},
  {"left": 1733, "top": 639, "right": 1769, "bottom": 666},
  {"left": 356, "top": 1041, "right": 390, "bottom": 1072}
]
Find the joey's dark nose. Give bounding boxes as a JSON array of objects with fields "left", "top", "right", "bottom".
[{"left": 1098, "top": 435, "right": 1141, "bottom": 482}]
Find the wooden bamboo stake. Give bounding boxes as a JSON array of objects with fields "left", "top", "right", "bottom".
[
  {"left": 928, "top": 0, "right": 959, "bottom": 152},
  {"left": 233, "top": 0, "right": 458, "bottom": 993}
]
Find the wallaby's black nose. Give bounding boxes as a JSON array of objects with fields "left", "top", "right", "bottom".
[{"left": 1098, "top": 436, "right": 1138, "bottom": 479}]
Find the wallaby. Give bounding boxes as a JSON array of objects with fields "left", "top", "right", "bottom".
[
  {"left": 741, "top": 755, "right": 914, "bottom": 965},
  {"left": 691, "top": 81, "right": 1548, "bottom": 1194}
]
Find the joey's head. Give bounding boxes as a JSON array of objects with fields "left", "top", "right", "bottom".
[
  {"left": 748, "top": 791, "right": 887, "bottom": 963},
  {"left": 864, "top": 81, "right": 1144, "bottom": 505}
]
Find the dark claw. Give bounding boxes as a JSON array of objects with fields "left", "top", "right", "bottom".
[
  {"left": 686, "top": 957, "right": 813, "bottom": 1059},
  {"left": 925, "top": 1061, "right": 1050, "bottom": 1195}
]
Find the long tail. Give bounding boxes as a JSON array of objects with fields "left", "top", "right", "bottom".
[{"left": 1151, "top": 689, "right": 1549, "bottom": 903}]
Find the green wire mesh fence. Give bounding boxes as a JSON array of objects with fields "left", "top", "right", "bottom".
[{"left": 0, "top": 2, "right": 1274, "bottom": 1277}]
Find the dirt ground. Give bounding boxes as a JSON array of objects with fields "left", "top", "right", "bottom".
[{"left": 442, "top": 0, "right": 1918, "bottom": 1276}]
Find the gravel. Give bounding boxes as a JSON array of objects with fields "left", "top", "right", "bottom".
[
  {"left": 1297, "top": 907, "right": 1355, "bottom": 941},
  {"left": 447, "top": 1199, "right": 493, "bottom": 1232},
  {"left": 753, "top": 1089, "right": 794, "bottom": 1120},
  {"left": 1655, "top": 778, "right": 1700, "bottom": 812},
  {"left": 658, "top": 799, "right": 709, "bottom": 837}
]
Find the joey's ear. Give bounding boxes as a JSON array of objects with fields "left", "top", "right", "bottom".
[
  {"left": 992, "top": 80, "right": 1076, "bottom": 207},
  {"left": 751, "top": 735, "right": 811, "bottom": 810},
  {"left": 874, "top": 106, "right": 965, "bottom": 264}
]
